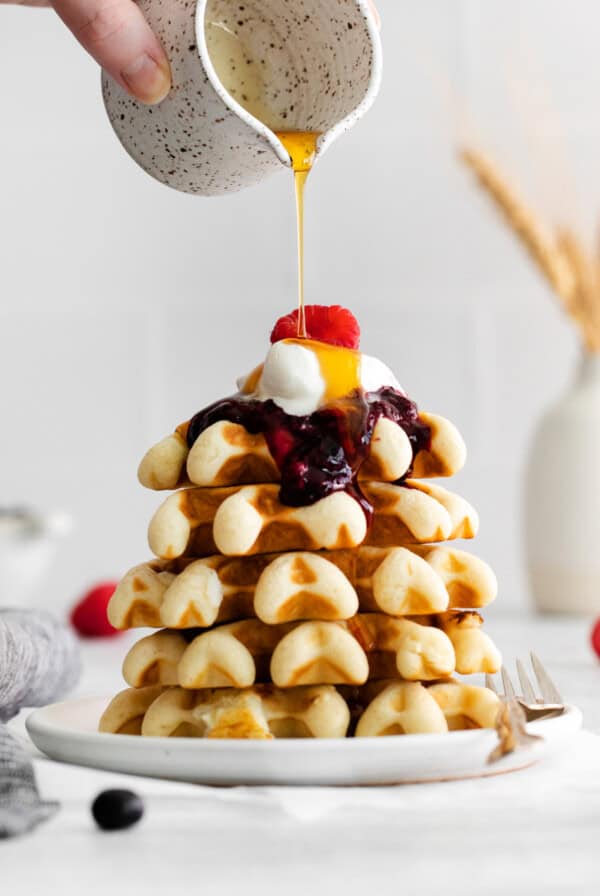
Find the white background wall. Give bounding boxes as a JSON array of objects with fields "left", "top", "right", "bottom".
[{"left": 1, "top": 0, "right": 596, "bottom": 616}]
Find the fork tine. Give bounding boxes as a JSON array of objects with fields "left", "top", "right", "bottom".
[
  {"left": 530, "top": 653, "right": 563, "bottom": 703},
  {"left": 516, "top": 659, "right": 538, "bottom": 704},
  {"left": 501, "top": 666, "right": 517, "bottom": 699},
  {"left": 485, "top": 673, "right": 498, "bottom": 694}
]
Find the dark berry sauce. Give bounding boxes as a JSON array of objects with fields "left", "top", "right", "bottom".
[{"left": 187, "top": 387, "right": 431, "bottom": 519}]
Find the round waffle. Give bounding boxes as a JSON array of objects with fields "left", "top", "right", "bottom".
[
  {"left": 147, "top": 480, "right": 477, "bottom": 561},
  {"left": 99, "top": 684, "right": 351, "bottom": 739},
  {"left": 138, "top": 412, "right": 466, "bottom": 491},
  {"left": 107, "top": 546, "right": 497, "bottom": 631},
  {"left": 119, "top": 612, "right": 500, "bottom": 691},
  {"left": 98, "top": 680, "right": 500, "bottom": 739},
  {"left": 352, "top": 680, "right": 501, "bottom": 736}
]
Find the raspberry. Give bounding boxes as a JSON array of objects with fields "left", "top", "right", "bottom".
[
  {"left": 270, "top": 305, "right": 361, "bottom": 350},
  {"left": 70, "top": 582, "right": 120, "bottom": 638},
  {"left": 591, "top": 618, "right": 600, "bottom": 659}
]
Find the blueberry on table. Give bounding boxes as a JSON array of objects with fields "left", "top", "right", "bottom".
[{"left": 91, "top": 789, "right": 144, "bottom": 831}]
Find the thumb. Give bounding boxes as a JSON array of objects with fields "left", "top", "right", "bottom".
[{"left": 52, "top": 0, "right": 171, "bottom": 104}]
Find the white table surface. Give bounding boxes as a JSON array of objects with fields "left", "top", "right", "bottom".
[{"left": 3, "top": 613, "right": 600, "bottom": 895}]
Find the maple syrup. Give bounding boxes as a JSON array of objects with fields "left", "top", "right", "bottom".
[
  {"left": 282, "top": 338, "right": 361, "bottom": 403},
  {"left": 203, "top": 18, "right": 320, "bottom": 338},
  {"left": 274, "top": 132, "right": 321, "bottom": 339}
]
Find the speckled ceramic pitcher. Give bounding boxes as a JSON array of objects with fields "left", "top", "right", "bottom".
[{"left": 102, "top": 0, "right": 382, "bottom": 196}]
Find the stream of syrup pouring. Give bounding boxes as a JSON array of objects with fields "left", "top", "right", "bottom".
[
  {"left": 274, "top": 131, "right": 322, "bottom": 340},
  {"left": 203, "top": 18, "right": 322, "bottom": 342}
]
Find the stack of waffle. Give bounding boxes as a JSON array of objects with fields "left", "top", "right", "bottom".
[{"left": 100, "top": 403, "right": 502, "bottom": 739}]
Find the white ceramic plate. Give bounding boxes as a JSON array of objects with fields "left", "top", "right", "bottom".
[{"left": 26, "top": 697, "right": 582, "bottom": 786}]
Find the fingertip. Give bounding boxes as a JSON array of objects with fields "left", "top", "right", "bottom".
[
  {"left": 53, "top": 0, "right": 172, "bottom": 105},
  {"left": 121, "top": 52, "right": 171, "bottom": 104}
]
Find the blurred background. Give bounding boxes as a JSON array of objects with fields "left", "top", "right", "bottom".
[{"left": 1, "top": 0, "right": 595, "bottom": 616}]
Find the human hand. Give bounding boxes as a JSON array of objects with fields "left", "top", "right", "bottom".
[{"left": 5, "top": 0, "right": 171, "bottom": 104}]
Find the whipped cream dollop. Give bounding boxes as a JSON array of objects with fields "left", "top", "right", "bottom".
[{"left": 237, "top": 339, "right": 403, "bottom": 416}]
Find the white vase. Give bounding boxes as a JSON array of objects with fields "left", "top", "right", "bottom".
[{"left": 526, "top": 351, "right": 600, "bottom": 614}]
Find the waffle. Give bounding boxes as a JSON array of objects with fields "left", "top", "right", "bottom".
[
  {"left": 147, "top": 480, "right": 477, "bottom": 561},
  {"left": 344, "top": 612, "right": 499, "bottom": 680},
  {"left": 358, "top": 545, "right": 497, "bottom": 615},
  {"left": 352, "top": 680, "right": 500, "bottom": 736},
  {"left": 137, "top": 426, "right": 190, "bottom": 491},
  {"left": 108, "top": 553, "right": 360, "bottom": 631},
  {"left": 253, "top": 552, "right": 359, "bottom": 623},
  {"left": 122, "top": 630, "right": 189, "bottom": 687},
  {"left": 148, "top": 486, "right": 367, "bottom": 559},
  {"left": 410, "top": 545, "right": 497, "bottom": 610},
  {"left": 121, "top": 621, "right": 369, "bottom": 689},
  {"left": 353, "top": 681, "right": 449, "bottom": 736},
  {"left": 147, "top": 486, "right": 237, "bottom": 558},
  {"left": 98, "top": 680, "right": 499, "bottom": 739},
  {"left": 435, "top": 611, "right": 502, "bottom": 675},
  {"left": 427, "top": 681, "right": 501, "bottom": 730},
  {"left": 358, "top": 417, "right": 414, "bottom": 482},
  {"left": 363, "top": 480, "right": 478, "bottom": 546},
  {"left": 107, "top": 546, "right": 497, "bottom": 631},
  {"left": 138, "top": 412, "right": 466, "bottom": 492},
  {"left": 99, "top": 684, "right": 351, "bottom": 739},
  {"left": 187, "top": 421, "right": 279, "bottom": 487},
  {"left": 108, "top": 556, "right": 260, "bottom": 630},
  {"left": 411, "top": 413, "right": 466, "bottom": 479},
  {"left": 98, "top": 685, "right": 164, "bottom": 736},
  {"left": 120, "top": 612, "right": 500, "bottom": 690}
]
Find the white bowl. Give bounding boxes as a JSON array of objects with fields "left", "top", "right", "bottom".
[{"left": 0, "top": 509, "right": 71, "bottom": 607}]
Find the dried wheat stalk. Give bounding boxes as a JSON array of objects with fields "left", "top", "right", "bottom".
[
  {"left": 460, "top": 146, "right": 600, "bottom": 351},
  {"left": 557, "top": 230, "right": 600, "bottom": 349}
]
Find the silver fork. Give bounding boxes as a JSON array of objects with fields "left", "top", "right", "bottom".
[{"left": 486, "top": 653, "right": 566, "bottom": 722}]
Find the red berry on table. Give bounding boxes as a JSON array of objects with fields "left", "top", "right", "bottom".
[
  {"left": 270, "top": 305, "right": 361, "bottom": 350},
  {"left": 591, "top": 618, "right": 600, "bottom": 658},
  {"left": 70, "top": 582, "right": 120, "bottom": 638}
]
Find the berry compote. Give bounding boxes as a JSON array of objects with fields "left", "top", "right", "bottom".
[{"left": 186, "top": 387, "right": 431, "bottom": 523}]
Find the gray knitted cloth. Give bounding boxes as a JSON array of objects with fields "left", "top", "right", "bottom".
[
  {"left": 0, "top": 732, "right": 58, "bottom": 837},
  {"left": 0, "top": 609, "right": 81, "bottom": 838}
]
